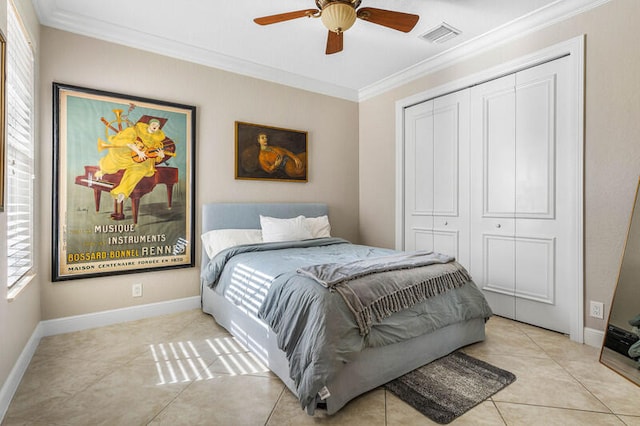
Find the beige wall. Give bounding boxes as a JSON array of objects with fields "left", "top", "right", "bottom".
[
  {"left": 37, "top": 28, "right": 359, "bottom": 320},
  {"left": 359, "top": 0, "right": 640, "bottom": 331},
  {"left": 0, "top": 0, "right": 40, "bottom": 403},
  {"left": 4, "top": 0, "right": 636, "bottom": 397}
]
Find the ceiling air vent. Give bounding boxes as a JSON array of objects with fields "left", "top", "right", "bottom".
[{"left": 419, "top": 22, "right": 461, "bottom": 44}]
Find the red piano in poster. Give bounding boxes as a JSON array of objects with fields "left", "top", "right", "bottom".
[{"left": 74, "top": 110, "right": 178, "bottom": 224}]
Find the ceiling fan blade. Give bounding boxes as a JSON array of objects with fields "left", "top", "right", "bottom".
[
  {"left": 326, "top": 30, "right": 343, "bottom": 55},
  {"left": 356, "top": 7, "right": 419, "bottom": 33},
  {"left": 254, "top": 9, "right": 318, "bottom": 25}
]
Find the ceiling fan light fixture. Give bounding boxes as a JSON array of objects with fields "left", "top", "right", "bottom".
[{"left": 321, "top": 2, "right": 356, "bottom": 33}]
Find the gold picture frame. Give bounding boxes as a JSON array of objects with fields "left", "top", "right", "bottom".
[{"left": 235, "top": 121, "right": 308, "bottom": 182}]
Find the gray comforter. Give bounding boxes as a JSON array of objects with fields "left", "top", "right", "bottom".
[
  {"left": 298, "top": 251, "right": 473, "bottom": 335},
  {"left": 201, "top": 238, "right": 493, "bottom": 410}
]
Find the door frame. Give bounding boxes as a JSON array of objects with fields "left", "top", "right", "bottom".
[{"left": 394, "top": 35, "right": 585, "bottom": 342}]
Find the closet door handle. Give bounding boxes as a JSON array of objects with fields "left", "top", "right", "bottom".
[
  {"left": 444, "top": 221, "right": 448, "bottom": 226},
  {"left": 496, "top": 223, "right": 502, "bottom": 228}
]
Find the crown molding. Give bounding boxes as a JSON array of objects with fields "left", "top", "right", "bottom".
[
  {"left": 33, "top": 1, "right": 359, "bottom": 102},
  {"left": 358, "top": 0, "right": 610, "bottom": 101},
  {"left": 34, "top": 0, "right": 608, "bottom": 103}
]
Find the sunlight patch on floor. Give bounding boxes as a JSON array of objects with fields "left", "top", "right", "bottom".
[{"left": 150, "top": 335, "right": 269, "bottom": 385}]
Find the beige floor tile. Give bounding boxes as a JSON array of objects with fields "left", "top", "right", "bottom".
[
  {"left": 3, "top": 356, "right": 115, "bottom": 422},
  {"left": 577, "top": 375, "right": 640, "bottom": 416},
  {"left": 149, "top": 375, "right": 285, "bottom": 425},
  {"left": 34, "top": 327, "right": 121, "bottom": 361},
  {"left": 128, "top": 334, "right": 227, "bottom": 368},
  {"left": 27, "top": 361, "right": 191, "bottom": 425},
  {"left": 463, "top": 316, "right": 550, "bottom": 360},
  {"left": 1, "top": 418, "right": 61, "bottom": 426},
  {"left": 556, "top": 354, "right": 626, "bottom": 384},
  {"left": 2, "top": 396, "right": 74, "bottom": 425},
  {"left": 6, "top": 309, "right": 640, "bottom": 425},
  {"left": 104, "top": 309, "right": 209, "bottom": 344},
  {"left": 167, "top": 310, "right": 231, "bottom": 341},
  {"left": 477, "top": 354, "right": 611, "bottom": 412},
  {"left": 618, "top": 415, "right": 640, "bottom": 425},
  {"left": 267, "top": 387, "right": 386, "bottom": 425},
  {"left": 68, "top": 364, "right": 193, "bottom": 425},
  {"left": 557, "top": 357, "right": 640, "bottom": 416},
  {"left": 137, "top": 322, "right": 276, "bottom": 379},
  {"left": 385, "top": 392, "right": 506, "bottom": 426},
  {"left": 34, "top": 316, "right": 182, "bottom": 365},
  {"left": 207, "top": 348, "right": 276, "bottom": 379},
  {"left": 495, "top": 402, "right": 626, "bottom": 425},
  {"left": 518, "top": 323, "right": 601, "bottom": 362}
]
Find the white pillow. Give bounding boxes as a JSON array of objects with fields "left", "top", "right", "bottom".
[
  {"left": 305, "top": 215, "right": 331, "bottom": 238},
  {"left": 201, "top": 229, "right": 263, "bottom": 259},
  {"left": 260, "top": 215, "right": 313, "bottom": 242}
]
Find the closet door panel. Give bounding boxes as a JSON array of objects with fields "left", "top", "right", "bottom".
[
  {"left": 433, "top": 101, "right": 459, "bottom": 216},
  {"left": 514, "top": 235, "right": 555, "bottom": 304},
  {"left": 413, "top": 111, "right": 435, "bottom": 213},
  {"left": 404, "top": 101, "right": 435, "bottom": 251},
  {"left": 481, "top": 234, "right": 516, "bottom": 318},
  {"left": 482, "top": 80, "right": 516, "bottom": 218},
  {"left": 515, "top": 74, "right": 556, "bottom": 218},
  {"left": 413, "top": 229, "right": 435, "bottom": 252},
  {"left": 483, "top": 234, "right": 516, "bottom": 294},
  {"left": 433, "top": 229, "right": 460, "bottom": 260},
  {"left": 404, "top": 90, "right": 469, "bottom": 266},
  {"left": 470, "top": 74, "right": 516, "bottom": 317},
  {"left": 513, "top": 57, "right": 574, "bottom": 334},
  {"left": 434, "top": 90, "right": 469, "bottom": 266}
]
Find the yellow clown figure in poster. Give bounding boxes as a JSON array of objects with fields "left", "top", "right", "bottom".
[{"left": 96, "top": 117, "right": 171, "bottom": 204}]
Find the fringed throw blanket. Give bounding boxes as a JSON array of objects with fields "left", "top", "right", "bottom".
[{"left": 297, "top": 251, "right": 472, "bottom": 335}]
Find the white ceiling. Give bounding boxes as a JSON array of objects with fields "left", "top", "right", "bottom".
[{"left": 32, "top": 0, "right": 603, "bottom": 101}]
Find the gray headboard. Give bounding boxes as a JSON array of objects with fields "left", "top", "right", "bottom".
[{"left": 200, "top": 202, "right": 329, "bottom": 270}]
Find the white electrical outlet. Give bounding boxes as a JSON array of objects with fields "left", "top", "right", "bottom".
[
  {"left": 132, "top": 283, "right": 143, "bottom": 298},
  {"left": 590, "top": 301, "right": 604, "bottom": 319}
]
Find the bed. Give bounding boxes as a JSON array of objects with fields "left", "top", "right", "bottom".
[{"left": 200, "top": 202, "right": 492, "bottom": 415}]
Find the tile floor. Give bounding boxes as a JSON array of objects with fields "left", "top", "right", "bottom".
[{"left": 3, "top": 310, "right": 640, "bottom": 425}]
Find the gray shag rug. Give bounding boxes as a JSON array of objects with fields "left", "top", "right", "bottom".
[{"left": 385, "top": 351, "right": 516, "bottom": 424}]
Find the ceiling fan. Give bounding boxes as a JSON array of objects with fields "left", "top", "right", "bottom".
[{"left": 253, "top": 0, "right": 420, "bottom": 55}]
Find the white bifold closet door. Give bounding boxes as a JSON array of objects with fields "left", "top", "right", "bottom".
[
  {"left": 469, "top": 56, "right": 578, "bottom": 334},
  {"left": 404, "top": 90, "right": 470, "bottom": 269}
]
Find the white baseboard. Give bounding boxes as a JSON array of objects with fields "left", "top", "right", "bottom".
[
  {"left": 584, "top": 326, "right": 605, "bottom": 348},
  {"left": 40, "top": 296, "right": 201, "bottom": 337},
  {"left": 0, "top": 296, "right": 201, "bottom": 423},
  {"left": 0, "top": 322, "right": 43, "bottom": 423}
]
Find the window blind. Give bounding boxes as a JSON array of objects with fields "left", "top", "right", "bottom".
[{"left": 6, "top": 1, "right": 35, "bottom": 288}]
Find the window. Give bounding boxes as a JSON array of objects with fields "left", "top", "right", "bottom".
[{"left": 6, "top": 1, "right": 35, "bottom": 288}]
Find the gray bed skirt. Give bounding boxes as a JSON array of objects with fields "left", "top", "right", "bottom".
[
  {"left": 202, "top": 284, "right": 485, "bottom": 414},
  {"left": 199, "top": 202, "right": 486, "bottom": 415}
]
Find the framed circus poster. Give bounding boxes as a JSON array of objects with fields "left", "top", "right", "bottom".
[
  {"left": 52, "top": 83, "right": 196, "bottom": 281},
  {"left": 235, "top": 121, "right": 307, "bottom": 182}
]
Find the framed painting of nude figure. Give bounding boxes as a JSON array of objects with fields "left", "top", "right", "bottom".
[
  {"left": 235, "top": 121, "right": 308, "bottom": 182},
  {"left": 52, "top": 83, "right": 196, "bottom": 281}
]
